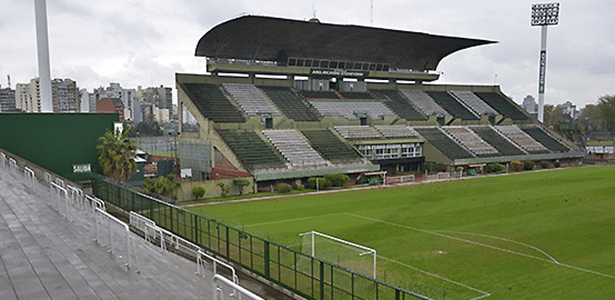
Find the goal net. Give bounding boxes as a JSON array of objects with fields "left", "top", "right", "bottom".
[{"left": 298, "top": 231, "right": 377, "bottom": 279}]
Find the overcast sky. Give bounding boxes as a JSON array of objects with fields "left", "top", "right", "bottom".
[{"left": 1, "top": 0, "right": 614, "bottom": 108}]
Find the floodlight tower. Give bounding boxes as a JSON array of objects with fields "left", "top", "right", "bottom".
[
  {"left": 34, "top": 0, "right": 53, "bottom": 112},
  {"left": 531, "top": 2, "right": 560, "bottom": 123}
]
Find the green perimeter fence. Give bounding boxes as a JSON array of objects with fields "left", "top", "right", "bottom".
[{"left": 92, "top": 177, "right": 448, "bottom": 300}]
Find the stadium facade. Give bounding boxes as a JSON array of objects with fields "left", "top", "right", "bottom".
[{"left": 176, "top": 16, "right": 583, "bottom": 188}]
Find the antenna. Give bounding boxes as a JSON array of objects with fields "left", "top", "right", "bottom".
[
  {"left": 313, "top": 3, "right": 316, "bottom": 18},
  {"left": 7, "top": 75, "right": 10, "bottom": 89},
  {"left": 370, "top": 0, "right": 374, "bottom": 25}
]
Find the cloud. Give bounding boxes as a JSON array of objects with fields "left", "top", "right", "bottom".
[{"left": 101, "top": 13, "right": 163, "bottom": 48}]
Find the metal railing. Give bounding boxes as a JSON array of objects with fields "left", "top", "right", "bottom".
[
  {"left": 95, "top": 207, "right": 140, "bottom": 271},
  {"left": 0, "top": 151, "right": 141, "bottom": 275},
  {"left": 9, "top": 158, "right": 18, "bottom": 174},
  {"left": 92, "top": 176, "right": 436, "bottom": 300},
  {"left": 23, "top": 166, "right": 37, "bottom": 188},
  {"left": 134, "top": 214, "right": 245, "bottom": 298},
  {"left": 213, "top": 274, "right": 264, "bottom": 300}
]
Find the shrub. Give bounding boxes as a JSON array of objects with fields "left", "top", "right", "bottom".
[
  {"left": 324, "top": 174, "right": 350, "bottom": 187},
  {"left": 307, "top": 177, "right": 327, "bottom": 189},
  {"left": 485, "top": 163, "right": 505, "bottom": 174},
  {"left": 232, "top": 177, "right": 251, "bottom": 195},
  {"left": 427, "top": 163, "right": 447, "bottom": 173},
  {"left": 540, "top": 160, "right": 551, "bottom": 169},
  {"left": 142, "top": 174, "right": 180, "bottom": 199},
  {"left": 217, "top": 182, "right": 231, "bottom": 197},
  {"left": 295, "top": 184, "right": 305, "bottom": 190},
  {"left": 523, "top": 161, "right": 535, "bottom": 170},
  {"left": 456, "top": 166, "right": 464, "bottom": 172},
  {"left": 509, "top": 160, "right": 523, "bottom": 172},
  {"left": 554, "top": 160, "right": 561, "bottom": 168},
  {"left": 277, "top": 183, "right": 292, "bottom": 193},
  {"left": 191, "top": 186, "right": 206, "bottom": 200}
]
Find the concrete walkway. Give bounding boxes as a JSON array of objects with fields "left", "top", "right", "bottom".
[{"left": 0, "top": 169, "right": 215, "bottom": 299}]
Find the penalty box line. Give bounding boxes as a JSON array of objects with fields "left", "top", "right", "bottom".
[
  {"left": 246, "top": 213, "right": 347, "bottom": 227},
  {"left": 247, "top": 212, "right": 491, "bottom": 299},
  {"left": 345, "top": 213, "right": 615, "bottom": 280}
]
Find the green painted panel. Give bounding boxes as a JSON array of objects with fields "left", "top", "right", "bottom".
[{"left": 0, "top": 113, "right": 118, "bottom": 181}]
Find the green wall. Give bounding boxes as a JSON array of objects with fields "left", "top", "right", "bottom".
[{"left": 0, "top": 113, "right": 118, "bottom": 181}]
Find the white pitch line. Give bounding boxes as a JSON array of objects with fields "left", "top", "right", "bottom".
[
  {"left": 345, "top": 213, "right": 555, "bottom": 263},
  {"left": 431, "top": 230, "right": 560, "bottom": 264},
  {"left": 246, "top": 213, "right": 346, "bottom": 227},
  {"left": 345, "top": 213, "right": 615, "bottom": 280},
  {"left": 378, "top": 255, "right": 491, "bottom": 300}
]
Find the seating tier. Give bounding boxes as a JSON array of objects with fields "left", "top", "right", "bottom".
[
  {"left": 375, "top": 125, "right": 420, "bottom": 138},
  {"left": 181, "top": 83, "right": 246, "bottom": 123},
  {"left": 450, "top": 91, "right": 499, "bottom": 116},
  {"left": 520, "top": 126, "right": 571, "bottom": 152},
  {"left": 474, "top": 92, "right": 530, "bottom": 120},
  {"left": 334, "top": 125, "right": 382, "bottom": 139},
  {"left": 415, "top": 127, "right": 475, "bottom": 159},
  {"left": 425, "top": 91, "right": 480, "bottom": 120},
  {"left": 263, "top": 130, "right": 328, "bottom": 167},
  {"left": 259, "top": 86, "right": 321, "bottom": 122},
  {"left": 300, "top": 129, "right": 363, "bottom": 162},
  {"left": 309, "top": 101, "right": 395, "bottom": 120},
  {"left": 398, "top": 89, "right": 449, "bottom": 117},
  {"left": 443, "top": 126, "right": 499, "bottom": 157},
  {"left": 494, "top": 125, "right": 550, "bottom": 154},
  {"left": 469, "top": 126, "right": 527, "bottom": 156},
  {"left": 217, "top": 130, "right": 286, "bottom": 169},
  {"left": 371, "top": 89, "right": 428, "bottom": 121},
  {"left": 222, "top": 83, "right": 281, "bottom": 116}
]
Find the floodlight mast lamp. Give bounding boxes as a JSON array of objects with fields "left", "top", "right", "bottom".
[{"left": 531, "top": 2, "right": 560, "bottom": 123}]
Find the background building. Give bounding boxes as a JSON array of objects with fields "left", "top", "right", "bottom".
[
  {"left": 522, "top": 95, "right": 537, "bottom": 117},
  {"left": 0, "top": 85, "right": 16, "bottom": 112},
  {"left": 52, "top": 78, "right": 81, "bottom": 112}
]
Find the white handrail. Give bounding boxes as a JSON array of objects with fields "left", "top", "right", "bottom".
[
  {"left": 129, "top": 211, "right": 156, "bottom": 233},
  {"left": 44, "top": 172, "right": 52, "bottom": 185},
  {"left": 50, "top": 182, "right": 68, "bottom": 216},
  {"left": 212, "top": 274, "right": 263, "bottom": 300},
  {"left": 85, "top": 194, "right": 105, "bottom": 216},
  {"left": 24, "top": 166, "right": 37, "bottom": 188},
  {"left": 94, "top": 207, "right": 139, "bottom": 271},
  {"left": 9, "top": 158, "right": 18, "bottom": 174},
  {"left": 0, "top": 152, "right": 6, "bottom": 167},
  {"left": 198, "top": 250, "right": 240, "bottom": 298}
]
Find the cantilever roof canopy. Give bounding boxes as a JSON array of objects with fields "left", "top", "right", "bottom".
[{"left": 196, "top": 16, "right": 496, "bottom": 71}]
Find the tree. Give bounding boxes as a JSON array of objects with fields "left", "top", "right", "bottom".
[
  {"left": 543, "top": 104, "right": 566, "bottom": 128},
  {"left": 232, "top": 178, "right": 250, "bottom": 195},
  {"left": 578, "top": 104, "right": 602, "bottom": 142},
  {"left": 127, "top": 121, "right": 164, "bottom": 137},
  {"left": 142, "top": 174, "right": 181, "bottom": 199},
  {"left": 97, "top": 128, "right": 137, "bottom": 183},
  {"left": 597, "top": 95, "right": 615, "bottom": 135},
  {"left": 217, "top": 182, "right": 231, "bottom": 197}
]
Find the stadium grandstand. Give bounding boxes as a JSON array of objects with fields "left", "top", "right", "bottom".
[{"left": 176, "top": 15, "right": 584, "bottom": 188}]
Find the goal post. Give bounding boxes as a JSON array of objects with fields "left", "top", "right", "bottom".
[{"left": 299, "top": 231, "right": 377, "bottom": 279}]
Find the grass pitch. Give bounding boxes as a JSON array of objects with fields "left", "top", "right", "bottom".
[{"left": 188, "top": 166, "right": 615, "bottom": 299}]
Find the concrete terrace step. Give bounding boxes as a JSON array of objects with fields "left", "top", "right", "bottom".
[{"left": 0, "top": 170, "right": 214, "bottom": 300}]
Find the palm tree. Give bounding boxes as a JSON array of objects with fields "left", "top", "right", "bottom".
[{"left": 96, "top": 128, "right": 137, "bottom": 183}]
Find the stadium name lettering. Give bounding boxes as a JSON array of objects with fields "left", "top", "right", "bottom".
[
  {"left": 538, "top": 50, "right": 546, "bottom": 94},
  {"left": 72, "top": 163, "right": 92, "bottom": 173},
  {"left": 310, "top": 69, "right": 369, "bottom": 77},
  {"left": 358, "top": 143, "right": 417, "bottom": 150}
]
